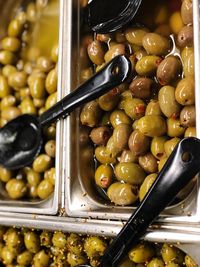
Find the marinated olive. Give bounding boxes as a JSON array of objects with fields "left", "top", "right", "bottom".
[
  {"left": 161, "top": 243, "right": 184, "bottom": 264},
  {"left": 24, "top": 231, "right": 40, "bottom": 253},
  {"left": 87, "top": 40, "right": 106, "bottom": 65},
  {"left": 40, "top": 231, "right": 52, "bottom": 247},
  {"left": 104, "top": 44, "right": 125, "bottom": 63},
  {"left": 156, "top": 56, "right": 182, "bottom": 85},
  {"left": 98, "top": 88, "right": 120, "bottom": 111},
  {"left": 95, "top": 165, "right": 113, "bottom": 189},
  {"left": 138, "top": 153, "right": 158, "bottom": 174},
  {"left": 124, "top": 98, "right": 146, "bottom": 120},
  {"left": 2, "top": 37, "right": 21, "bottom": 52},
  {"left": 6, "top": 179, "right": 27, "bottom": 199},
  {"left": 147, "top": 258, "right": 165, "bottom": 267},
  {"left": 112, "top": 123, "right": 132, "bottom": 151},
  {"left": 177, "top": 25, "right": 193, "bottom": 48},
  {"left": 181, "top": 47, "right": 194, "bottom": 77},
  {"left": 0, "top": 50, "right": 16, "bottom": 65},
  {"left": 110, "top": 110, "right": 132, "bottom": 128},
  {"left": 184, "top": 127, "right": 196, "bottom": 137},
  {"left": 185, "top": 255, "right": 198, "bottom": 267},
  {"left": 164, "top": 137, "right": 180, "bottom": 157},
  {"left": 45, "top": 92, "right": 57, "bottom": 109},
  {"left": 142, "top": 33, "right": 171, "bottom": 56},
  {"left": 115, "top": 162, "right": 146, "bottom": 185},
  {"left": 135, "top": 55, "right": 162, "bottom": 76},
  {"left": 20, "top": 97, "right": 37, "bottom": 115},
  {"left": 36, "top": 56, "right": 53, "bottom": 73},
  {"left": 8, "top": 19, "right": 24, "bottom": 37},
  {"left": 33, "top": 250, "right": 50, "bottom": 267},
  {"left": 145, "top": 100, "right": 162, "bottom": 116},
  {"left": 129, "top": 243, "right": 155, "bottom": 263},
  {"left": 167, "top": 118, "right": 185, "bottom": 137},
  {"left": 84, "top": 236, "right": 107, "bottom": 258},
  {"left": 45, "top": 68, "right": 57, "bottom": 94},
  {"left": 45, "top": 140, "right": 56, "bottom": 158},
  {"left": 169, "top": 11, "right": 184, "bottom": 35},
  {"left": 37, "top": 179, "right": 54, "bottom": 199},
  {"left": 137, "top": 115, "right": 167, "bottom": 137},
  {"left": 1, "top": 246, "right": 16, "bottom": 265},
  {"left": 67, "top": 233, "right": 84, "bottom": 255},
  {"left": 33, "top": 154, "right": 52, "bottom": 173},
  {"left": 125, "top": 27, "right": 149, "bottom": 46},
  {"left": 0, "top": 167, "right": 13, "bottom": 183},
  {"left": 8, "top": 71, "right": 27, "bottom": 89},
  {"left": 139, "top": 173, "right": 157, "bottom": 201},
  {"left": 181, "top": 0, "right": 193, "bottom": 25},
  {"left": 128, "top": 130, "right": 151, "bottom": 156},
  {"left": 80, "top": 101, "right": 102, "bottom": 127},
  {"left": 158, "top": 86, "right": 181, "bottom": 118},
  {"left": 52, "top": 231, "right": 67, "bottom": 249},
  {"left": 29, "top": 76, "right": 46, "bottom": 99},
  {"left": 119, "top": 150, "right": 138, "bottom": 163},
  {"left": 175, "top": 77, "right": 195, "bottom": 106},
  {"left": 95, "top": 146, "right": 116, "bottom": 164},
  {"left": 107, "top": 182, "right": 138, "bottom": 205},
  {"left": 180, "top": 105, "right": 196, "bottom": 127},
  {"left": 17, "top": 250, "right": 33, "bottom": 266},
  {"left": 151, "top": 136, "right": 168, "bottom": 160},
  {"left": 129, "top": 77, "right": 153, "bottom": 99},
  {"left": 67, "top": 251, "right": 88, "bottom": 267}
]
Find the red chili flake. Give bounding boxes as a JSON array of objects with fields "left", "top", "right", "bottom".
[
  {"left": 171, "top": 112, "right": 180, "bottom": 120},
  {"left": 100, "top": 177, "right": 109, "bottom": 188},
  {"left": 135, "top": 104, "right": 146, "bottom": 116},
  {"left": 156, "top": 58, "right": 163, "bottom": 66}
]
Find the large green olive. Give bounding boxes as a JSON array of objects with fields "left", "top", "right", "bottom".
[
  {"left": 151, "top": 136, "right": 168, "bottom": 159},
  {"left": 80, "top": 101, "right": 102, "bottom": 127},
  {"left": 52, "top": 232, "right": 67, "bottom": 249},
  {"left": 87, "top": 40, "right": 106, "bottom": 65},
  {"left": 161, "top": 243, "right": 184, "bottom": 264},
  {"left": 135, "top": 56, "right": 162, "bottom": 76},
  {"left": 112, "top": 123, "right": 132, "bottom": 151},
  {"left": 98, "top": 89, "right": 120, "bottom": 111},
  {"left": 33, "top": 154, "right": 52, "bottom": 173},
  {"left": 128, "top": 130, "right": 151, "bottom": 156},
  {"left": 119, "top": 150, "right": 138, "bottom": 163},
  {"left": 156, "top": 56, "right": 182, "bottom": 85},
  {"left": 175, "top": 77, "right": 195, "bottom": 106},
  {"left": 67, "top": 233, "right": 84, "bottom": 255},
  {"left": 67, "top": 251, "right": 88, "bottom": 267},
  {"left": 142, "top": 33, "right": 171, "bottom": 55},
  {"left": 24, "top": 231, "right": 40, "bottom": 253},
  {"left": 104, "top": 44, "right": 125, "bottom": 62},
  {"left": 158, "top": 86, "right": 181, "bottom": 118},
  {"left": 125, "top": 27, "right": 149, "bottom": 46},
  {"left": 145, "top": 100, "right": 162, "bottom": 116},
  {"left": 106, "top": 136, "right": 122, "bottom": 157},
  {"left": 33, "top": 250, "right": 50, "bottom": 267},
  {"left": 95, "top": 146, "right": 116, "bottom": 164},
  {"left": 137, "top": 115, "right": 167, "bottom": 137},
  {"left": 139, "top": 173, "right": 157, "bottom": 201},
  {"left": 107, "top": 182, "right": 138, "bottom": 205},
  {"left": 37, "top": 179, "right": 54, "bottom": 199},
  {"left": 110, "top": 109, "right": 132, "bottom": 128},
  {"left": 84, "top": 236, "right": 107, "bottom": 258},
  {"left": 124, "top": 98, "right": 146, "bottom": 120},
  {"left": 2, "top": 36, "right": 21, "bottom": 52},
  {"left": 6, "top": 179, "right": 27, "bottom": 199},
  {"left": 17, "top": 250, "right": 33, "bottom": 265},
  {"left": 138, "top": 153, "right": 158, "bottom": 174},
  {"left": 181, "top": 47, "right": 194, "bottom": 77},
  {"left": 115, "top": 162, "right": 146, "bottom": 185},
  {"left": 128, "top": 243, "right": 155, "bottom": 263},
  {"left": 95, "top": 164, "right": 113, "bottom": 188},
  {"left": 164, "top": 137, "right": 180, "bottom": 157},
  {"left": 1, "top": 246, "right": 16, "bottom": 265},
  {"left": 167, "top": 118, "right": 185, "bottom": 137}
]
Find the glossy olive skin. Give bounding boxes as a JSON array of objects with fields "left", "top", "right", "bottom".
[
  {"left": 142, "top": 33, "right": 171, "bottom": 56},
  {"left": 104, "top": 43, "right": 126, "bottom": 63},
  {"left": 158, "top": 86, "right": 181, "bottom": 118},
  {"left": 156, "top": 56, "right": 182, "bottom": 86},
  {"left": 145, "top": 100, "right": 162, "bottom": 116},
  {"left": 175, "top": 77, "right": 195, "bottom": 106},
  {"left": 164, "top": 137, "right": 180, "bottom": 157},
  {"left": 90, "top": 126, "right": 111, "bottom": 145},
  {"left": 129, "top": 77, "right": 153, "bottom": 99},
  {"left": 125, "top": 27, "right": 149, "bottom": 46},
  {"left": 161, "top": 243, "right": 184, "bottom": 264},
  {"left": 107, "top": 182, "right": 138, "bottom": 205},
  {"left": 24, "top": 231, "right": 40, "bottom": 254},
  {"left": 135, "top": 55, "right": 162, "bottom": 76},
  {"left": 139, "top": 173, "right": 157, "bottom": 201},
  {"left": 181, "top": 47, "right": 194, "bottom": 77},
  {"left": 124, "top": 98, "right": 146, "bottom": 120},
  {"left": 181, "top": 0, "right": 193, "bottom": 25},
  {"left": 115, "top": 162, "right": 146, "bottom": 185},
  {"left": 80, "top": 101, "right": 102, "bottom": 127},
  {"left": 128, "top": 243, "right": 155, "bottom": 263},
  {"left": 112, "top": 123, "right": 132, "bottom": 151},
  {"left": 177, "top": 25, "right": 193, "bottom": 48},
  {"left": 110, "top": 109, "right": 132, "bottom": 128},
  {"left": 147, "top": 258, "right": 165, "bottom": 267},
  {"left": 139, "top": 153, "right": 158, "bottom": 174},
  {"left": 95, "top": 146, "right": 116, "bottom": 164},
  {"left": 128, "top": 130, "right": 151, "bottom": 156},
  {"left": 119, "top": 150, "right": 138, "bottom": 163},
  {"left": 180, "top": 105, "right": 196, "bottom": 127},
  {"left": 167, "top": 118, "right": 185, "bottom": 137},
  {"left": 84, "top": 236, "right": 107, "bottom": 258},
  {"left": 95, "top": 164, "right": 113, "bottom": 188},
  {"left": 6, "top": 179, "right": 27, "bottom": 199},
  {"left": 151, "top": 136, "right": 168, "bottom": 160},
  {"left": 87, "top": 40, "right": 105, "bottom": 65},
  {"left": 98, "top": 89, "right": 120, "bottom": 111}
]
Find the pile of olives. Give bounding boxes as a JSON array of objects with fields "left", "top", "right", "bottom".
[
  {"left": 0, "top": 226, "right": 197, "bottom": 267},
  {"left": 80, "top": 0, "right": 195, "bottom": 206},
  {"left": 0, "top": 0, "right": 58, "bottom": 200}
]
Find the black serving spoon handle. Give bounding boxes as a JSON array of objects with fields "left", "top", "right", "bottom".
[
  {"left": 39, "top": 55, "right": 131, "bottom": 127},
  {"left": 100, "top": 137, "right": 200, "bottom": 267}
]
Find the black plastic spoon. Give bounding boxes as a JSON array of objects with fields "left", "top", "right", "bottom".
[
  {"left": 0, "top": 55, "right": 131, "bottom": 170},
  {"left": 86, "top": 0, "right": 143, "bottom": 33},
  {"left": 75, "top": 137, "right": 200, "bottom": 267}
]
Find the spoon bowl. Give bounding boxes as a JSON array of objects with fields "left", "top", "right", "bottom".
[
  {"left": 0, "top": 55, "right": 131, "bottom": 170},
  {"left": 86, "top": 0, "right": 143, "bottom": 33}
]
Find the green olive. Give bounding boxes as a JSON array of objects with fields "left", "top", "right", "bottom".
[
  {"left": 184, "top": 255, "right": 198, "bottom": 267},
  {"left": 1, "top": 95, "right": 16, "bottom": 109},
  {"left": 115, "top": 162, "right": 146, "bottom": 185},
  {"left": 0, "top": 50, "right": 16, "bottom": 65},
  {"left": 44, "top": 124, "right": 56, "bottom": 140},
  {"left": 6, "top": 179, "right": 27, "bottom": 199},
  {"left": 2, "top": 65, "right": 17, "bottom": 78},
  {"left": 139, "top": 173, "right": 157, "bottom": 201},
  {"left": 180, "top": 105, "right": 196, "bottom": 127},
  {"left": 8, "top": 71, "right": 27, "bottom": 90},
  {"left": 87, "top": 40, "right": 106, "bottom": 65},
  {"left": 1, "top": 106, "right": 21, "bottom": 121},
  {"left": 161, "top": 243, "right": 184, "bottom": 264},
  {"left": 110, "top": 109, "right": 132, "bottom": 128},
  {"left": 142, "top": 33, "right": 171, "bottom": 55},
  {"left": 95, "top": 164, "right": 113, "bottom": 188},
  {"left": 124, "top": 98, "right": 146, "bottom": 120},
  {"left": 52, "top": 232, "right": 67, "bottom": 249},
  {"left": 37, "top": 179, "right": 54, "bottom": 199},
  {"left": 135, "top": 56, "right": 162, "bottom": 76},
  {"left": 40, "top": 230, "right": 52, "bottom": 247},
  {"left": 175, "top": 77, "right": 195, "bottom": 106},
  {"left": 107, "top": 182, "right": 138, "bottom": 205},
  {"left": 45, "top": 92, "right": 57, "bottom": 109},
  {"left": 164, "top": 138, "right": 180, "bottom": 157},
  {"left": 138, "top": 153, "right": 158, "bottom": 174},
  {"left": 26, "top": 169, "right": 41, "bottom": 186},
  {"left": 181, "top": 0, "right": 193, "bottom": 25},
  {"left": 5, "top": 228, "right": 23, "bottom": 251},
  {"left": 20, "top": 97, "right": 37, "bottom": 115},
  {"left": 45, "top": 68, "right": 57, "bottom": 94},
  {"left": 44, "top": 167, "right": 56, "bottom": 186},
  {"left": 158, "top": 86, "right": 181, "bottom": 118},
  {"left": 128, "top": 243, "right": 155, "bottom": 263},
  {"left": 104, "top": 44, "right": 125, "bottom": 63},
  {"left": 24, "top": 231, "right": 40, "bottom": 253},
  {"left": 2, "top": 36, "right": 21, "bottom": 52},
  {"left": 119, "top": 150, "right": 138, "bottom": 163},
  {"left": 98, "top": 89, "right": 120, "bottom": 111},
  {"left": 33, "top": 250, "right": 50, "bottom": 267},
  {"left": 84, "top": 236, "right": 107, "bottom": 258},
  {"left": 51, "top": 43, "right": 58, "bottom": 63},
  {"left": 29, "top": 76, "right": 46, "bottom": 99},
  {"left": 147, "top": 258, "right": 165, "bottom": 267},
  {"left": 167, "top": 118, "right": 185, "bottom": 137},
  {"left": 20, "top": 87, "right": 31, "bottom": 99},
  {"left": 8, "top": 19, "right": 24, "bottom": 37},
  {"left": 145, "top": 100, "right": 162, "bottom": 116},
  {"left": 45, "top": 140, "right": 56, "bottom": 158},
  {"left": 1, "top": 246, "right": 16, "bottom": 265},
  {"left": 158, "top": 157, "right": 168, "bottom": 172},
  {"left": 33, "top": 154, "right": 52, "bottom": 173},
  {"left": 184, "top": 127, "right": 196, "bottom": 137},
  {"left": 151, "top": 136, "right": 168, "bottom": 160},
  {"left": 128, "top": 130, "right": 150, "bottom": 156},
  {"left": 36, "top": 56, "right": 53, "bottom": 73},
  {"left": 80, "top": 101, "right": 102, "bottom": 127},
  {"left": 17, "top": 250, "right": 33, "bottom": 266},
  {"left": 156, "top": 56, "right": 182, "bottom": 85},
  {"left": 112, "top": 123, "right": 132, "bottom": 151},
  {"left": 28, "top": 185, "right": 38, "bottom": 198},
  {"left": 106, "top": 136, "right": 122, "bottom": 157},
  {"left": 129, "top": 77, "right": 153, "bottom": 99},
  {"left": 0, "top": 75, "right": 11, "bottom": 98},
  {"left": 137, "top": 115, "right": 167, "bottom": 137},
  {"left": 125, "top": 27, "right": 149, "bottom": 46},
  {"left": 181, "top": 47, "right": 194, "bottom": 77},
  {"left": 67, "top": 251, "right": 88, "bottom": 267},
  {"left": 67, "top": 233, "right": 84, "bottom": 255},
  {"left": 0, "top": 166, "right": 13, "bottom": 183}
]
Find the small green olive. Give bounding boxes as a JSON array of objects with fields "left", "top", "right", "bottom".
[
  {"left": 45, "top": 68, "right": 57, "bottom": 94},
  {"left": 142, "top": 33, "right": 171, "bottom": 55},
  {"left": 135, "top": 56, "right": 162, "bottom": 76},
  {"left": 24, "top": 231, "right": 40, "bottom": 253},
  {"left": 129, "top": 243, "right": 155, "bottom": 263},
  {"left": 124, "top": 98, "right": 146, "bottom": 120},
  {"left": 167, "top": 118, "right": 185, "bottom": 137},
  {"left": 2, "top": 37, "right": 21, "bottom": 52},
  {"left": 33, "top": 250, "right": 50, "bottom": 267},
  {"left": 33, "top": 154, "right": 52, "bottom": 173},
  {"left": 17, "top": 250, "right": 33, "bottom": 266},
  {"left": 6, "top": 179, "right": 27, "bottom": 199},
  {"left": 128, "top": 130, "right": 151, "bottom": 156},
  {"left": 45, "top": 140, "right": 56, "bottom": 158},
  {"left": 52, "top": 231, "right": 67, "bottom": 249},
  {"left": 95, "top": 164, "right": 113, "bottom": 188},
  {"left": 84, "top": 236, "right": 107, "bottom": 258},
  {"left": 37, "top": 179, "right": 54, "bottom": 199}
]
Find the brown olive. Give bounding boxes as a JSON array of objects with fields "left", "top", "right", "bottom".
[
  {"left": 177, "top": 25, "right": 193, "bottom": 48},
  {"left": 180, "top": 105, "right": 196, "bottom": 127},
  {"left": 139, "top": 153, "right": 158, "bottom": 174},
  {"left": 175, "top": 77, "right": 195, "bottom": 106},
  {"left": 129, "top": 77, "right": 153, "bottom": 99},
  {"left": 87, "top": 40, "right": 106, "bottom": 65},
  {"left": 90, "top": 126, "right": 111, "bottom": 145},
  {"left": 181, "top": 0, "right": 193, "bottom": 25},
  {"left": 128, "top": 130, "right": 151, "bottom": 156}
]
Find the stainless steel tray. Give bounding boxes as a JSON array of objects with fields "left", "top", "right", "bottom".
[
  {"left": 64, "top": 0, "right": 200, "bottom": 222},
  {"left": 0, "top": 0, "right": 63, "bottom": 215}
]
